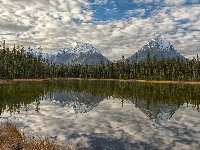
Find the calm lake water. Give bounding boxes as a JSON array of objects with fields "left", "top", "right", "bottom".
[{"left": 0, "top": 80, "right": 200, "bottom": 150}]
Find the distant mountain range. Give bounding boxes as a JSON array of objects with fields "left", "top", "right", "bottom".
[
  {"left": 25, "top": 36, "right": 186, "bottom": 65},
  {"left": 25, "top": 42, "right": 109, "bottom": 65}
]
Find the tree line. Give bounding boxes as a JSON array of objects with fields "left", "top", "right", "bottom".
[{"left": 0, "top": 41, "right": 200, "bottom": 81}]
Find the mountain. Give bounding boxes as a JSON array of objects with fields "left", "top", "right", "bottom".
[
  {"left": 25, "top": 42, "right": 109, "bottom": 65},
  {"left": 127, "top": 36, "right": 186, "bottom": 62},
  {"left": 24, "top": 48, "right": 41, "bottom": 57}
]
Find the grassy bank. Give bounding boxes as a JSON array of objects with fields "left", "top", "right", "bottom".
[
  {"left": 0, "top": 121, "right": 75, "bottom": 150},
  {"left": 1, "top": 78, "right": 200, "bottom": 85}
]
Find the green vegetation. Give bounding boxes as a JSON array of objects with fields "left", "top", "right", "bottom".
[
  {"left": 0, "top": 81, "right": 48, "bottom": 115},
  {"left": 0, "top": 41, "right": 200, "bottom": 81},
  {"left": 1, "top": 41, "right": 199, "bottom": 149},
  {"left": 0, "top": 80, "right": 200, "bottom": 115}
]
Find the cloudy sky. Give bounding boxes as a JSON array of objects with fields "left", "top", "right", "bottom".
[{"left": 0, "top": 0, "right": 200, "bottom": 60}]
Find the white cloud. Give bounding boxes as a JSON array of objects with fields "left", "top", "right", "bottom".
[
  {"left": 0, "top": 0, "right": 200, "bottom": 60},
  {"left": 169, "top": 4, "right": 200, "bottom": 22},
  {"left": 164, "top": 0, "right": 187, "bottom": 5},
  {"left": 190, "top": 0, "right": 200, "bottom": 3},
  {"left": 154, "top": 0, "right": 161, "bottom": 3},
  {"left": 125, "top": 9, "right": 146, "bottom": 18},
  {"left": 93, "top": 0, "right": 108, "bottom": 5},
  {"left": 133, "top": 0, "right": 153, "bottom": 4}
]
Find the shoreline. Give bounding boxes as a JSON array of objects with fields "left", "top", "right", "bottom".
[
  {"left": 1, "top": 78, "right": 200, "bottom": 85},
  {"left": 0, "top": 121, "right": 75, "bottom": 150}
]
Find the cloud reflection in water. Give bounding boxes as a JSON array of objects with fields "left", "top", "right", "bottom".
[{"left": 1, "top": 95, "right": 200, "bottom": 149}]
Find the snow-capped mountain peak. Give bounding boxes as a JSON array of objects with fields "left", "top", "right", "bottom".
[
  {"left": 155, "top": 36, "right": 172, "bottom": 51},
  {"left": 74, "top": 42, "right": 100, "bottom": 54},
  {"left": 144, "top": 36, "right": 173, "bottom": 52},
  {"left": 56, "top": 47, "right": 75, "bottom": 55},
  {"left": 127, "top": 36, "right": 186, "bottom": 62},
  {"left": 24, "top": 42, "right": 108, "bottom": 65},
  {"left": 24, "top": 48, "right": 40, "bottom": 56},
  {"left": 139, "top": 36, "right": 176, "bottom": 54}
]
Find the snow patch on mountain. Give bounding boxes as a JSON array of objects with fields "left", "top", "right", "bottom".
[
  {"left": 24, "top": 48, "right": 40, "bottom": 57},
  {"left": 74, "top": 42, "right": 100, "bottom": 54},
  {"left": 24, "top": 42, "right": 108, "bottom": 65},
  {"left": 153, "top": 36, "right": 172, "bottom": 51},
  {"left": 25, "top": 42, "right": 101, "bottom": 56},
  {"left": 55, "top": 48, "right": 76, "bottom": 55},
  {"left": 127, "top": 36, "right": 186, "bottom": 62},
  {"left": 141, "top": 36, "right": 175, "bottom": 52}
]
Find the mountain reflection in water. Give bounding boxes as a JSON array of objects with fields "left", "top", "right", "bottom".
[
  {"left": 0, "top": 80, "right": 199, "bottom": 123},
  {"left": 130, "top": 99, "right": 179, "bottom": 124},
  {"left": 0, "top": 80, "right": 200, "bottom": 149},
  {"left": 44, "top": 91, "right": 106, "bottom": 114},
  {"left": 44, "top": 91, "right": 179, "bottom": 124}
]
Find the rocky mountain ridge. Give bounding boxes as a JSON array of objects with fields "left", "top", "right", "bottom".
[
  {"left": 25, "top": 42, "right": 109, "bottom": 65},
  {"left": 127, "top": 36, "right": 186, "bottom": 62},
  {"left": 25, "top": 37, "right": 187, "bottom": 65}
]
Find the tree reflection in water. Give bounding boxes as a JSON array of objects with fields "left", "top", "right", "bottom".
[{"left": 0, "top": 80, "right": 199, "bottom": 123}]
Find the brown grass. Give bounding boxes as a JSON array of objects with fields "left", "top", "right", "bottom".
[
  {"left": 0, "top": 121, "right": 75, "bottom": 150},
  {"left": 1, "top": 78, "right": 200, "bottom": 85}
]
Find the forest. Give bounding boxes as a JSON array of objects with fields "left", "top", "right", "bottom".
[{"left": 0, "top": 40, "right": 200, "bottom": 81}]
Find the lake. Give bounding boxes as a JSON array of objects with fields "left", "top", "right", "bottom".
[{"left": 0, "top": 80, "right": 200, "bottom": 150}]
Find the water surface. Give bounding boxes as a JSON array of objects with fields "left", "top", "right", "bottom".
[{"left": 0, "top": 80, "right": 200, "bottom": 149}]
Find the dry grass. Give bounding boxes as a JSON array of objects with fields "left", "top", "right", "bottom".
[
  {"left": 1, "top": 78, "right": 200, "bottom": 85},
  {"left": 0, "top": 121, "right": 75, "bottom": 150}
]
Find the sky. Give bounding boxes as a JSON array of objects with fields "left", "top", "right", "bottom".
[{"left": 0, "top": 0, "right": 200, "bottom": 61}]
